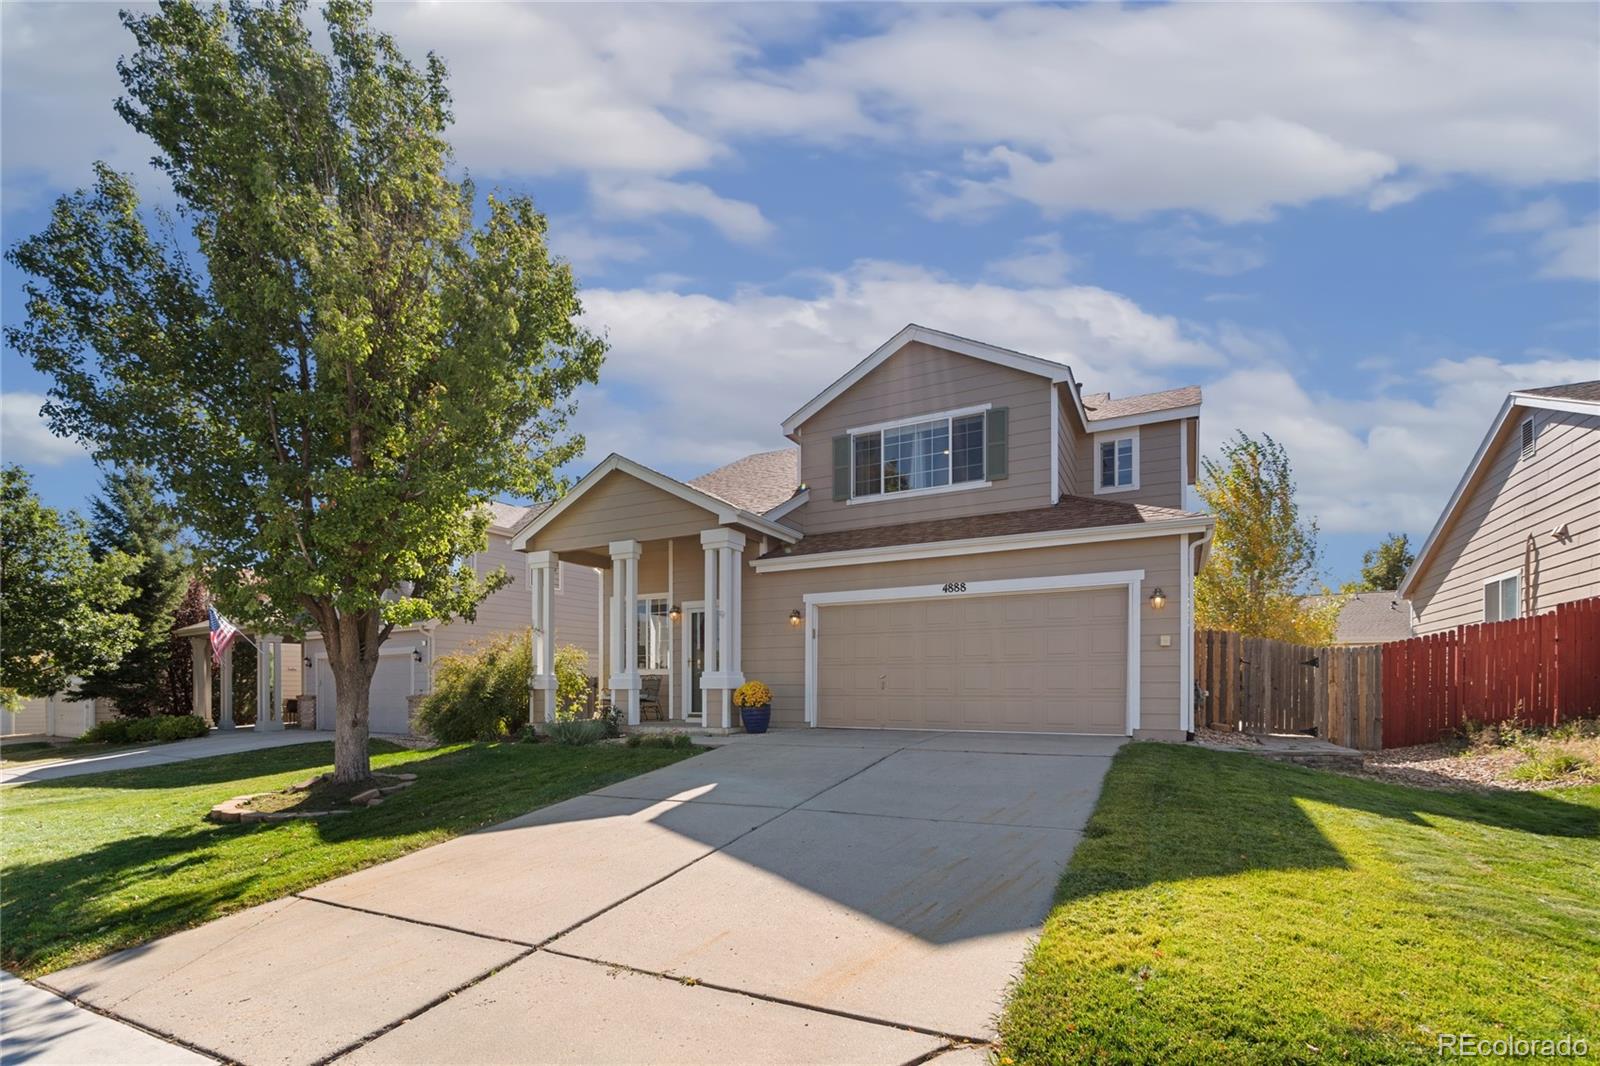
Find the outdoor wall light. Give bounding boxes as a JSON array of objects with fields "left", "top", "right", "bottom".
[
  {"left": 669, "top": 604, "right": 682, "bottom": 622},
  {"left": 1148, "top": 588, "right": 1167, "bottom": 610},
  {"left": 303, "top": 656, "right": 312, "bottom": 668},
  {"left": 413, "top": 647, "right": 425, "bottom": 663},
  {"left": 788, "top": 609, "right": 804, "bottom": 627}
]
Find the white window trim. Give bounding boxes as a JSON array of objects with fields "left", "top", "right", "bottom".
[
  {"left": 1520, "top": 416, "right": 1537, "bottom": 459},
  {"left": 635, "top": 592, "right": 672, "bottom": 675},
  {"left": 802, "top": 569, "right": 1145, "bottom": 736},
  {"left": 1094, "top": 427, "right": 1140, "bottom": 495},
  {"left": 1482, "top": 571, "right": 1521, "bottom": 623},
  {"left": 847, "top": 403, "right": 992, "bottom": 504}
]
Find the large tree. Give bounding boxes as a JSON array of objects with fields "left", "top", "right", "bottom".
[
  {"left": 74, "top": 466, "right": 191, "bottom": 715},
  {"left": 1194, "top": 433, "right": 1342, "bottom": 644},
  {"left": 5, "top": 0, "right": 604, "bottom": 780},
  {"left": 1351, "top": 532, "right": 1414, "bottom": 593},
  {"left": 0, "top": 467, "right": 139, "bottom": 709}
]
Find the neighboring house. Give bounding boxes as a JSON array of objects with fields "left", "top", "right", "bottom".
[
  {"left": 1400, "top": 381, "right": 1600, "bottom": 635},
  {"left": 1313, "top": 591, "right": 1414, "bottom": 645},
  {"left": 300, "top": 502, "right": 602, "bottom": 734},
  {"left": 514, "top": 324, "right": 1213, "bottom": 739},
  {"left": 1, "top": 691, "right": 112, "bottom": 738}
]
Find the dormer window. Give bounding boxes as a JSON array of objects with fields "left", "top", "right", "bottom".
[
  {"left": 1095, "top": 429, "right": 1139, "bottom": 494},
  {"left": 845, "top": 405, "right": 993, "bottom": 502}
]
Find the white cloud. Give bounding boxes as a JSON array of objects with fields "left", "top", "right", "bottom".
[
  {"left": 0, "top": 393, "right": 88, "bottom": 466},
  {"left": 545, "top": 220, "right": 649, "bottom": 276},
  {"left": 1138, "top": 225, "right": 1268, "bottom": 277},
  {"left": 984, "top": 234, "right": 1078, "bottom": 286},
  {"left": 589, "top": 176, "right": 773, "bottom": 243},
  {"left": 1485, "top": 198, "right": 1600, "bottom": 281}
]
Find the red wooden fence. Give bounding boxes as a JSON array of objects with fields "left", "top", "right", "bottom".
[{"left": 1381, "top": 596, "right": 1600, "bottom": 748}]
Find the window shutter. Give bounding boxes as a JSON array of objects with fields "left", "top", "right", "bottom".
[
  {"left": 985, "top": 407, "right": 1009, "bottom": 481},
  {"left": 832, "top": 434, "right": 851, "bottom": 501}
]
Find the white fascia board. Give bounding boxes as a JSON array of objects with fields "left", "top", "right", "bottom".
[
  {"left": 1508, "top": 393, "right": 1600, "bottom": 417},
  {"left": 511, "top": 453, "right": 801, "bottom": 551},
  {"left": 763, "top": 488, "right": 809, "bottom": 522},
  {"left": 752, "top": 516, "right": 1212, "bottom": 573},
  {"left": 1084, "top": 404, "right": 1203, "bottom": 433},
  {"left": 781, "top": 323, "right": 1077, "bottom": 437},
  {"left": 1400, "top": 396, "right": 1515, "bottom": 597}
]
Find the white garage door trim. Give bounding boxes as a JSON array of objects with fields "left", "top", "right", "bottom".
[
  {"left": 803, "top": 569, "right": 1145, "bottom": 734},
  {"left": 314, "top": 643, "right": 422, "bottom": 733}
]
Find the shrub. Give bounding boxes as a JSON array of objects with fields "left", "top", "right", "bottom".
[
  {"left": 625, "top": 731, "right": 694, "bottom": 750},
  {"left": 79, "top": 714, "right": 207, "bottom": 744},
  {"left": 1509, "top": 751, "right": 1590, "bottom": 783},
  {"left": 155, "top": 714, "right": 208, "bottom": 741},
  {"left": 417, "top": 630, "right": 533, "bottom": 742},
  {"left": 546, "top": 718, "right": 607, "bottom": 746},
  {"left": 80, "top": 719, "right": 131, "bottom": 743},
  {"left": 554, "top": 644, "right": 592, "bottom": 722}
]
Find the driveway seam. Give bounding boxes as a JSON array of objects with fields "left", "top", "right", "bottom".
[
  {"left": 17, "top": 976, "right": 229, "bottom": 1065},
  {"left": 539, "top": 946, "right": 992, "bottom": 1046},
  {"left": 791, "top": 803, "right": 1094, "bottom": 833},
  {"left": 289, "top": 893, "right": 540, "bottom": 948}
]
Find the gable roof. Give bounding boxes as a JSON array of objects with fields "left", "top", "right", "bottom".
[
  {"left": 688, "top": 448, "right": 800, "bottom": 514},
  {"left": 510, "top": 453, "right": 801, "bottom": 552},
  {"left": 781, "top": 323, "right": 1087, "bottom": 437},
  {"left": 485, "top": 500, "right": 542, "bottom": 535},
  {"left": 1083, "top": 385, "right": 1203, "bottom": 424},
  {"left": 1400, "top": 382, "right": 1600, "bottom": 596},
  {"left": 1304, "top": 591, "right": 1413, "bottom": 644}
]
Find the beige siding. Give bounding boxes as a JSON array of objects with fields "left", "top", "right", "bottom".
[
  {"left": 794, "top": 342, "right": 1054, "bottom": 532},
  {"left": 1410, "top": 408, "right": 1600, "bottom": 634},
  {"left": 742, "top": 534, "right": 1186, "bottom": 734},
  {"left": 531, "top": 471, "right": 721, "bottom": 553},
  {"left": 1056, "top": 388, "right": 1079, "bottom": 498},
  {"left": 1074, "top": 418, "right": 1185, "bottom": 509}
]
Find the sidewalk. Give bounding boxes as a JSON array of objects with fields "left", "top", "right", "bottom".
[
  {"left": 0, "top": 972, "right": 211, "bottom": 1065},
  {"left": 0, "top": 730, "right": 327, "bottom": 786}
]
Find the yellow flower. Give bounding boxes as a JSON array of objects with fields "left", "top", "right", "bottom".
[{"left": 733, "top": 680, "right": 771, "bottom": 708}]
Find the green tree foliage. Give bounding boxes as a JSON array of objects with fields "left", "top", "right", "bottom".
[
  {"left": 1352, "top": 532, "right": 1414, "bottom": 593},
  {"left": 5, "top": 0, "right": 604, "bottom": 779},
  {"left": 74, "top": 467, "right": 192, "bottom": 716},
  {"left": 0, "top": 467, "right": 139, "bottom": 708},
  {"left": 1194, "top": 433, "right": 1342, "bottom": 644}
]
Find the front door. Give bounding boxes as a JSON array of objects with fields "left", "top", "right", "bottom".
[{"left": 687, "top": 607, "right": 706, "bottom": 721}]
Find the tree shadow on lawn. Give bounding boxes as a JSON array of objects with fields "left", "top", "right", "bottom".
[
  {"left": 11, "top": 739, "right": 411, "bottom": 791},
  {"left": 1061, "top": 743, "right": 1598, "bottom": 902}
]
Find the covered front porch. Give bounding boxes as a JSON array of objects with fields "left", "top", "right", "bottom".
[
  {"left": 171, "top": 621, "right": 300, "bottom": 731},
  {"left": 512, "top": 456, "right": 799, "bottom": 731}
]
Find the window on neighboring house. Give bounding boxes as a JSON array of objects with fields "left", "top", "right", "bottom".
[
  {"left": 1483, "top": 573, "right": 1520, "bottom": 623},
  {"left": 636, "top": 596, "right": 670, "bottom": 671},
  {"left": 851, "top": 411, "right": 985, "bottom": 499},
  {"left": 1520, "top": 416, "right": 1537, "bottom": 459},
  {"left": 1096, "top": 434, "right": 1137, "bottom": 492}
]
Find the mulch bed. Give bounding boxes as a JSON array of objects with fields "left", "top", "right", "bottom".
[{"left": 208, "top": 771, "right": 418, "bottom": 823}]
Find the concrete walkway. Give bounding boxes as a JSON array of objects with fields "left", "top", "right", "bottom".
[
  {"left": 0, "top": 972, "right": 213, "bottom": 1065},
  {"left": 35, "top": 729, "right": 1124, "bottom": 1064},
  {"left": 0, "top": 729, "right": 330, "bottom": 786}
]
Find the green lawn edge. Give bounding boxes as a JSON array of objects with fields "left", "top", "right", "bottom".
[
  {"left": 1, "top": 739, "right": 697, "bottom": 977},
  {"left": 999, "top": 742, "right": 1600, "bottom": 1065}
]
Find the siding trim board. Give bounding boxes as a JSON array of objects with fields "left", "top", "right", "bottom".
[{"left": 801, "top": 569, "right": 1145, "bottom": 735}]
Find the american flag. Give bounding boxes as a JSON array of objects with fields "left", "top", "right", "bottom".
[{"left": 208, "top": 606, "right": 239, "bottom": 663}]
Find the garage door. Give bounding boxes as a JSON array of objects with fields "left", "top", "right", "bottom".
[
  {"left": 817, "top": 587, "right": 1128, "bottom": 734},
  {"left": 317, "top": 645, "right": 419, "bottom": 735}
]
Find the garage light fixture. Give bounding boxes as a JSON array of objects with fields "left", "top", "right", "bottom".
[
  {"left": 1148, "top": 588, "right": 1167, "bottom": 610},
  {"left": 788, "top": 609, "right": 804, "bottom": 627},
  {"left": 669, "top": 604, "right": 682, "bottom": 622}
]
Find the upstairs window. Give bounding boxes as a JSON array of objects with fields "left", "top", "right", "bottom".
[
  {"left": 1095, "top": 432, "right": 1138, "bottom": 493},
  {"left": 1520, "top": 416, "right": 1537, "bottom": 459},
  {"left": 1483, "top": 573, "right": 1520, "bottom": 623},
  {"left": 850, "top": 409, "right": 987, "bottom": 499}
]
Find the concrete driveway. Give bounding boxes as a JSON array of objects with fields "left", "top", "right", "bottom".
[{"left": 38, "top": 729, "right": 1122, "bottom": 1064}]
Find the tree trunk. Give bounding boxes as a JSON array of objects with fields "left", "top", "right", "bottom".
[{"left": 327, "top": 613, "right": 382, "bottom": 783}]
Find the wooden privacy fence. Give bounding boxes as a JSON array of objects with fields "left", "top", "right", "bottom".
[
  {"left": 1381, "top": 596, "right": 1600, "bottom": 748},
  {"left": 1194, "top": 631, "right": 1383, "bottom": 748},
  {"left": 1197, "top": 595, "right": 1600, "bottom": 751}
]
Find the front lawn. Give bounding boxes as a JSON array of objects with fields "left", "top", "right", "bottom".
[
  {"left": 1001, "top": 743, "right": 1600, "bottom": 1064},
  {"left": 0, "top": 741, "right": 128, "bottom": 766},
  {"left": 1, "top": 739, "right": 697, "bottom": 977}
]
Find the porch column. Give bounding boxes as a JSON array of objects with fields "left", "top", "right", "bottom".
[
  {"left": 608, "top": 540, "right": 642, "bottom": 725},
  {"left": 218, "top": 644, "right": 236, "bottom": 730},
  {"left": 256, "top": 635, "right": 285, "bottom": 731},
  {"left": 189, "top": 635, "right": 212, "bottom": 724},
  {"left": 528, "top": 551, "right": 560, "bottom": 724},
  {"left": 699, "top": 528, "right": 747, "bottom": 730}
]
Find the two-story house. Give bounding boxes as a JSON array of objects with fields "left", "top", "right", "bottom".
[
  {"left": 1400, "top": 381, "right": 1600, "bottom": 634},
  {"left": 513, "top": 325, "right": 1213, "bottom": 739}
]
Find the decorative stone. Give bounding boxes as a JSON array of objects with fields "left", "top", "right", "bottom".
[
  {"left": 378, "top": 781, "right": 413, "bottom": 796},
  {"left": 392, "top": 773, "right": 418, "bottom": 782},
  {"left": 350, "top": 788, "right": 383, "bottom": 805}
]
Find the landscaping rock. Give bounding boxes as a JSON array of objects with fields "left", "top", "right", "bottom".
[
  {"left": 350, "top": 788, "right": 382, "bottom": 805},
  {"left": 378, "top": 781, "right": 413, "bottom": 796}
]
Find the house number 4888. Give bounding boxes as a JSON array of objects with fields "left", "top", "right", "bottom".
[{"left": 941, "top": 581, "right": 967, "bottom": 594}]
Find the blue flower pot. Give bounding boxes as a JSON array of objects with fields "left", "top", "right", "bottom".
[{"left": 740, "top": 703, "right": 771, "bottom": 734}]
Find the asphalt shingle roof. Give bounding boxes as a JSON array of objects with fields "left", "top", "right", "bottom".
[
  {"left": 1082, "top": 385, "right": 1203, "bottom": 421},
  {"left": 1517, "top": 381, "right": 1600, "bottom": 403},
  {"left": 688, "top": 448, "right": 801, "bottom": 515}
]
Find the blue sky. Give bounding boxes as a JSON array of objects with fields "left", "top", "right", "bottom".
[{"left": 3, "top": 2, "right": 1598, "bottom": 586}]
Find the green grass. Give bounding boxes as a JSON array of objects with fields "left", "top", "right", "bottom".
[
  {"left": 1000, "top": 743, "right": 1600, "bottom": 1065},
  {"left": 0, "top": 739, "right": 697, "bottom": 977}
]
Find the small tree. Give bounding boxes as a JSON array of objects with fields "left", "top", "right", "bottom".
[
  {"left": 1352, "top": 533, "right": 1414, "bottom": 593},
  {"left": 74, "top": 466, "right": 192, "bottom": 716},
  {"left": 0, "top": 467, "right": 139, "bottom": 709},
  {"left": 6, "top": 0, "right": 604, "bottom": 780},
  {"left": 1194, "top": 433, "right": 1341, "bottom": 644}
]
